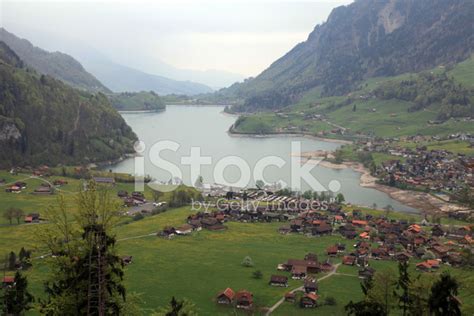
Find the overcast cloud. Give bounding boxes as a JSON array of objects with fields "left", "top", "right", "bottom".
[{"left": 1, "top": 0, "right": 352, "bottom": 77}]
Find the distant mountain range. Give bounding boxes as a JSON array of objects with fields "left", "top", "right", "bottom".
[
  {"left": 0, "top": 28, "right": 110, "bottom": 93},
  {"left": 221, "top": 0, "right": 474, "bottom": 112},
  {"left": 0, "top": 41, "right": 137, "bottom": 167},
  {"left": 0, "top": 28, "right": 215, "bottom": 95},
  {"left": 80, "top": 57, "right": 213, "bottom": 95}
]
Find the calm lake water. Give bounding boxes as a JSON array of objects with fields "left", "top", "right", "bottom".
[{"left": 109, "top": 105, "right": 416, "bottom": 213}]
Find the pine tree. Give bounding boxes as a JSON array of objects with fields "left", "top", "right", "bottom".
[
  {"left": 8, "top": 252, "right": 16, "bottom": 270},
  {"left": 394, "top": 261, "right": 412, "bottom": 316},
  {"left": 428, "top": 272, "right": 461, "bottom": 316},
  {"left": 0, "top": 271, "right": 34, "bottom": 315},
  {"left": 39, "top": 182, "right": 126, "bottom": 315}
]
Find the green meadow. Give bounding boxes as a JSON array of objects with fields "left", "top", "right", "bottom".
[{"left": 1, "top": 171, "right": 473, "bottom": 315}]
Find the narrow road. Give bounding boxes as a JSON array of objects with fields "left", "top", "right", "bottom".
[{"left": 265, "top": 263, "right": 341, "bottom": 315}]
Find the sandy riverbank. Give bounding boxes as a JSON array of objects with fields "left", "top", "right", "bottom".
[{"left": 301, "top": 155, "right": 465, "bottom": 214}]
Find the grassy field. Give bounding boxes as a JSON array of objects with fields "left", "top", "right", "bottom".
[{"left": 1, "top": 171, "right": 473, "bottom": 315}]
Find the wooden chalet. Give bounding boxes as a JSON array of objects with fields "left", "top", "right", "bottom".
[
  {"left": 304, "top": 278, "right": 318, "bottom": 293},
  {"left": 342, "top": 255, "right": 356, "bottom": 266},
  {"left": 235, "top": 290, "right": 253, "bottom": 309},
  {"left": 269, "top": 275, "right": 288, "bottom": 287},
  {"left": 291, "top": 265, "right": 307, "bottom": 279},
  {"left": 217, "top": 288, "right": 235, "bottom": 305},
  {"left": 284, "top": 292, "right": 296, "bottom": 302},
  {"left": 300, "top": 293, "right": 319, "bottom": 308},
  {"left": 175, "top": 224, "right": 193, "bottom": 235}
]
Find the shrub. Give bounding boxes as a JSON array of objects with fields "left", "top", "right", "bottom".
[
  {"left": 324, "top": 296, "right": 337, "bottom": 306},
  {"left": 132, "top": 213, "right": 144, "bottom": 221},
  {"left": 252, "top": 270, "right": 263, "bottom": 279},
  {"left": 241, "top": 256, "right": 254, "bottom": 267}
]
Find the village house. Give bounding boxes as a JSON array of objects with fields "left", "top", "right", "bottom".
[
  {"left": 158, "top": 226, "right": 176, "bottom": 239},
  {"left": 320, "top": 259, "right": 334, "bottom": 272},
  {"left": 33, "top": 185, "right": 54, "bottom": 195},
  {"left": 291, "top": 265, "right": 307, "bottom": 279},
  {"left": 416, "top": 259, "right": 441, "bottom": 272},
  {"left": 284, "top": 292, "right": 296, "bottom": 303},
  {"left": 300, "top": 293, "right": 319, "bottom": 308},
  {"left": 285, "top": 259, "right": 320, "bottom": 274},
  {"left": 304, "top": 278, "right": 318, "bottom": 293},
  {"left": 2, "top": 276, "right": 15, "bottom": 288},
  {"left": 326, "top": 245, "right": 338, "bottom": 257},
  {"left": 200, "top": 217, "right": 227, "bottom": 231},
  {"left": 175, "top": 224, "right": 193, "bottom": 235},
  {"left": 5, "top": 185, "right": 22, "bottom": 193},
  {"left": 24, "top": 213, "right": 40, "bottom": 223},
  {"left": 53, "top": 179, "right": 68, "bottom": 186},
  {"left": 235, "top": 290, "right": 253, "bottom": 309},
  {"left": 269, "top": 275, "right": 288, "bottom": 287},
  {"left": 342, "top": 255, "right": 356, "bottom": 266},
  {"left": 311, "top": 222, "right": 332, "bottom": 236},
  {"left": 216, "top": 288, "right": 235, "bottom": 305}
]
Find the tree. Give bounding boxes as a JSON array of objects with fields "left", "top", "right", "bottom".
[
  {"left": 0, "top": 271, "right": 34, "bottom": 315},
  {"left": 345, "top": 276, "right": 388, "bottom": 316},
  {"left": 252, "top": 270, "right": 263, "bottom": 279},
  {"left": 336, "top": 193, "right": 345, "bottom": 204},
  {"left": 39, "top": 182, "right": 126, "bottom": 315},
  {"left": 3, "top": 208, "right": 15, "bottom": 225},
  {"left": 153, "top": 297, "right": 198, "bottom": 316},
  {"left": 194, "top": 175, "right": 204, "bottom": 188},
  {"left": 18, "top": 247, "right": 32, "bottom": 270},
  {"left": 255, "top": 180, "right": 265, "bottom": 190},
  {"left": 334, "top": 150, "right": 344, "bottom": 164},
  {"left": 383, "top": 205, "right": 393, "bottom": 218},
  {"left": 13, "top": 208, "right": 24, "bottom": 225},
  {"left": 302, "top": 190, "right": 313, "bottom": 200},
  {"left": 345, "top": 300, "right": 386, "bottom": 316},
  {"left": 368, "top": 270, "right": 397, "bottom": 315},
  {"left": 428, "top": 272, "right": 461, "bottom": 316},
  {"left": 241, "top": 256, "right": 254, "bottom": 267},
  {"left": 409, "top": 274, "right": 434, "bottom": 316},
  {"left": 8, "top": 251, "right": 16, "bottom": 270},
  {"left": 394, "top": 261, "right": 412, "bottom": 316}
]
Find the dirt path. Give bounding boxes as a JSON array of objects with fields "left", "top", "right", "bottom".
[{"left": 265, "top": 263, "right": 341, "bottom": 315}]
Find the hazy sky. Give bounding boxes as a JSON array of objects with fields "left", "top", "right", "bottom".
[{"left": 1, "top": 0, "right": 353, "bottom": 77}]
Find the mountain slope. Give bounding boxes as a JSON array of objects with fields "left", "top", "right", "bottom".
[
  {"left": 0, "top": 41, "right": 137, "bottom": 167},
  {"left": 231, "top": 58, "right": 474, "bottom": 138},
  {"left": 0, "top": 28, "right": 110, "bottom": 93},
  {"left": 225, "top": 0, "right": 474, "bottom": 112},
  {"left": 81, "top": 58, "right": 213, "bottom": 95}
]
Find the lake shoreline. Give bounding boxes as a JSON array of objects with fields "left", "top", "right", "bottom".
[
  {"left": 118, "top": 108, "right": 166, "bottom": 114},
  {"left": 228, "top": 128, "right": 353, "bottom": 145},
  {"left": 310, "top": 158, "right": 464, "bottom": 214}
]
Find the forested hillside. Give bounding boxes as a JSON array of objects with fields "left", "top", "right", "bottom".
[
  {"left": 0, "top": 41, "right": 137, "bottom": 167},
  {"left": 109, "top": 91, "right": 166, "bottom": 111},
  {"left": 0, "top": 28, "right": 110, "bottom": 93},
  {"left": 220, "top": 0, "right": 474, "bottom": 112}
]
